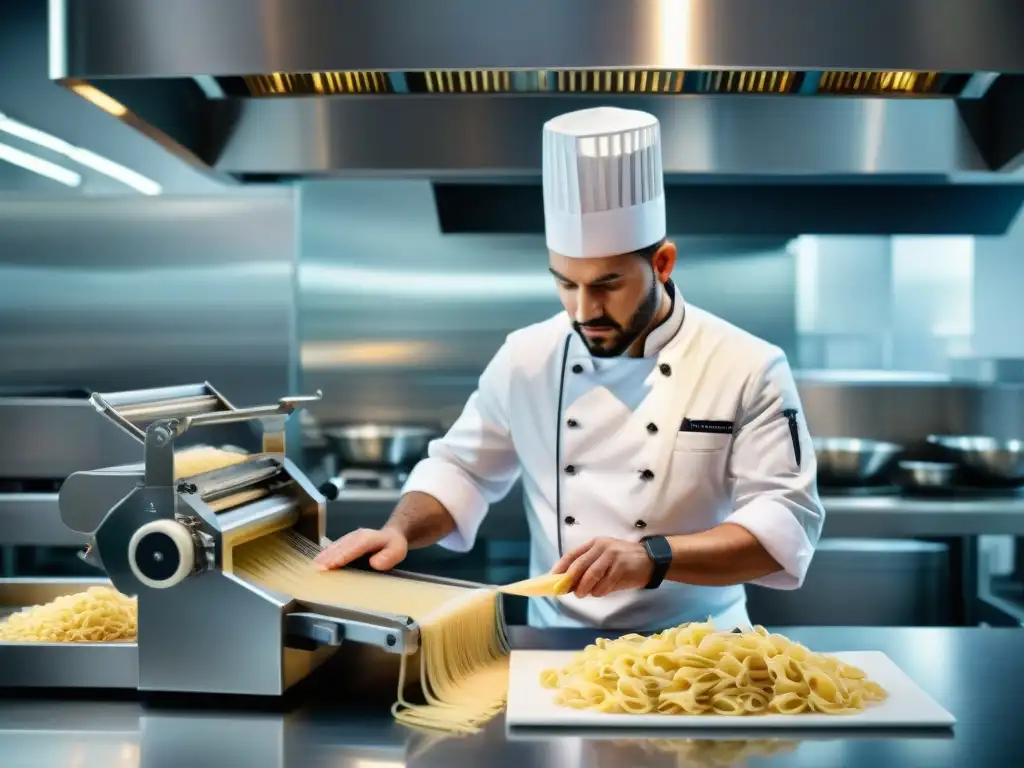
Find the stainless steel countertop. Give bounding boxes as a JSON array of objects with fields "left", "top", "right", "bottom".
[
  {"left": 4, "top": 489, "right": 1024, "bottom": 546},
  {"left": 0, "top": 627, "right": 1020, "bottom": 768}
]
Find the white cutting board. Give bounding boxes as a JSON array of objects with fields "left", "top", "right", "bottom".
[{"left": 507, "top": 650, "right": 955, "bottom": 730}]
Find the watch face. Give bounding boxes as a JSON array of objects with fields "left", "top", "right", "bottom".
[{"left": 645, "top": 536, "right": 673, "bottom": 564}]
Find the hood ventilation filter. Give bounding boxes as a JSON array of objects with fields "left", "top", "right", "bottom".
[
  {"left": 818, "top": 71, "right": 940, "bottom": 95},
  {"left": 223, "top": 70, "right": 967, "bottom": 98},
  {"left": 241, "top": 72, "right": 393, "bottom": 96}
]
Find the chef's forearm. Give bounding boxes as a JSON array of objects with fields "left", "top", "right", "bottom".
[
  {"left": 383, "top": 491, "right": 458, "bottom": 549},
  {"left": 664, "top": 523, "right": 783, "bottom": 586}
]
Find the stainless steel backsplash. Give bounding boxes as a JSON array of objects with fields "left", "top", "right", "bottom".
[{"left": 0, "top": 192, "right": 297, "bottom": 409}]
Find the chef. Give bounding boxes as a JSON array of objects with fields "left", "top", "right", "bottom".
[{"left": 315, "top": 106, "right": 825, "bottom": 631}]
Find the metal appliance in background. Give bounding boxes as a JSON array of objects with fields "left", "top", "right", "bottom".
[
  {"left": 0, "top": 386, "right": 138, "bottom": 482},
  {"left": 0, "top": 387, "right": 136, "bottom": 574},
  {"left": 927, "top": 434, "right": 1024, "bottom": 487},
  {"left": 895, "top": 460, "right": 960, "bottom": 493},
  {"left": 0, "top": 383, "right": 492, "bottom": 694},
  {"left": 48, "top": 0, "right": 1024, "bottom": 235},
  {"left": 812, "top": 437, "right": 904, "bottom": 490},
  {"left": 747, "top": 539, "right": 952, "bottom": 627},
  {"left": 318, "top": 424, "right": 437, "bottom": 499},
  {"left": 325, "top": 424, "right": 436, "bottom": 469}
]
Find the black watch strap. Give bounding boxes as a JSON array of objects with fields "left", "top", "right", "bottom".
[{"left": 641, "top": 535, "right": 673, "bottom": 589}]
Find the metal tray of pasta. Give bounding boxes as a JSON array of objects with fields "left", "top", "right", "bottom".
[{"left": 0, "top": 577, "right": 138, "bottom": 689}]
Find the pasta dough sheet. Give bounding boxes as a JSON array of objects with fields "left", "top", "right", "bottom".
[
  {"left": 174, "top": 445, "right": 250, "bottom": 478},
  {"left": 234, "top": 530, "right": 472, "bottom": 618}
]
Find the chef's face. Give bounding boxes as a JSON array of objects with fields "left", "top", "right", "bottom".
[{"left": 549, "top": 240, "right": 677, "bottom": 358}]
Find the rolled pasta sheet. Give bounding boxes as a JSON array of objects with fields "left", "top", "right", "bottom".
[{"left": 541, "top": 620, "right": 889, "bottom": 717}]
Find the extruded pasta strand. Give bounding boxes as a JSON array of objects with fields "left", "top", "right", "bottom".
[{"left": 234, "top": 530, "right": 515, "bottom": 733}]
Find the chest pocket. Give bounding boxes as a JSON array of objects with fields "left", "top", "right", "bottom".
[
  {"left": 657, "top": 424, "right": 733, "bottom": 532},
  {"left": 674, "top": 418, "right": 734, "bottom": 453}
]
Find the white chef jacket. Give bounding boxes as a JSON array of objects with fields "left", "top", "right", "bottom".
[{"left": 402, "top": 282, "right": 824, "bottom": 631}]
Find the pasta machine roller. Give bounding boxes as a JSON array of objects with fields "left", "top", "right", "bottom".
[{"left": 55, "top": 382, "right": 468, "bottom": 696}]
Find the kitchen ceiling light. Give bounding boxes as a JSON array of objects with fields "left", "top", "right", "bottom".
[
  {"left": 0, "top": 113, "right": 162, "bottom": 195},
  {"left": 0, "top": 140, "right": 81, "bottom": 187}
]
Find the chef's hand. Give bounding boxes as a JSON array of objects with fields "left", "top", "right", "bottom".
[
  {"left": 551, "top": 537, "right": 654, "bottom": 597},
  {"left": 313, "top": 527, "right": 408, "bottom": 571}
]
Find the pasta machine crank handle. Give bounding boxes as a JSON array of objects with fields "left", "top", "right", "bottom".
[{"left": 284, "top": 610, "right": 418, "bottom": 655}]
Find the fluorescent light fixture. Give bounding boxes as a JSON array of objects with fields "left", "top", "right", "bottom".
[
  {"left": 69, "top": 148, "right": 162, "bottom": 195},
  {"left": 0, "top": 117, "right": 66, "bottom": 153},
  {"left": 0, "top": 140, "right": 81, "bottom": 187},
  {"left": 0, "top": 112, "right": 161, "bottom": 195}
]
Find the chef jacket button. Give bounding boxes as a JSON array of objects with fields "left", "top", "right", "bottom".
[
  {"left": 567, "top": 418, "right": 579, "bottom": 428},
  {"left": 640, "top": 469, "right": 655, "bottom": 481},
  {"left": 659, "top": 363, "right": 672, "bottom": 376},
  {"left": 572, "top": 364, "right": 584, "bottom": 374},
  {"left": 564, "top": 464, "right": 577, "bottom": 475},
  {"left": 635, "top": 520, "right": 647, "bottom": 529},
  {"left": 646, "top": 422, "right": 658, "bottom": 434},
  {"left": 564, "top": 516, "right": 576, "bottom": 525}
]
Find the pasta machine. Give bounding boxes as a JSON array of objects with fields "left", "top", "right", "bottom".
[{"left": 24, "top": 382, "right": 481, "bottom": 696}]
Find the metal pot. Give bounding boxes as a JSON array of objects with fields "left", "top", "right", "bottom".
[
  {"left": 322, "top": 424, "right": 438, "bottom": 469},
  {"left": 895, "top": 460, "right": 958, "bottom": 491},
  {"left": 812, "top": 437, "right": 903, "bottom": 486},
  {"left": 926, "top": 435, "right": 1024, "bottom": 485}
]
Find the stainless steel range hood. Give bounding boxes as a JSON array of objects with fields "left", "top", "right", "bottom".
[{"left": 47, "top": 0, "right": 1024, "bottom": 233}]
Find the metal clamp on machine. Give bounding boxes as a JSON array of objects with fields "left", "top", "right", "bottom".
[{"left": 30, "top": 381, "right": 428, "bottom": 696}]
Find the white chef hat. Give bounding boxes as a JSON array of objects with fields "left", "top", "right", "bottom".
[{"left": 542, "top": 106, "right": 666, "bottom": 259}]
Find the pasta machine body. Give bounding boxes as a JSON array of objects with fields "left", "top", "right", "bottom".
[{"left": 51, "top": 383, "right": 427, "bottom": 696}]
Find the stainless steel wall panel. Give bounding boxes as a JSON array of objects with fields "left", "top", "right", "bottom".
[{"left": 0, "top": 193, "right": 299, "bottom": 471}]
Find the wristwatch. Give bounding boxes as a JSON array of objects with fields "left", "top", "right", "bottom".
[{"left": 641, "top": 535, "right": 673, "bottom": 589}]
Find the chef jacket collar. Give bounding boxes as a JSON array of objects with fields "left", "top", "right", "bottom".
[
  {"left": 567, "top": 279, "right": 685, "bottom": 371},
  {"left": 641, "top": 278, "right": 683, "bottom": 357}
]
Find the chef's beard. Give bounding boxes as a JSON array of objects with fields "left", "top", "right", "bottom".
[{"left": 573, "top": 273, "right": 661, "bottom": 358}]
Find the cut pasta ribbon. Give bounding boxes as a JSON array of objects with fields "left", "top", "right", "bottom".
[
  {"left": 541, "top": 620, "right": 889, "bottom": 716},
  {"left": 0, "top": 586, "right": 137, "bottom": 643}
]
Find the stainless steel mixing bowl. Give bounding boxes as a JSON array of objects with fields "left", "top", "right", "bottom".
[
  {"left": 895, "top": 460, "right": 958, "bottom": 490},
  {"left": 812, "top": 437, "right": 904, "bottom": 486},
  {"left": 323, "top": 424, "right": 438, "bottom": 468},
  {"left": 925, "top": 435, "right": 1024, "bottom": 484}
]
